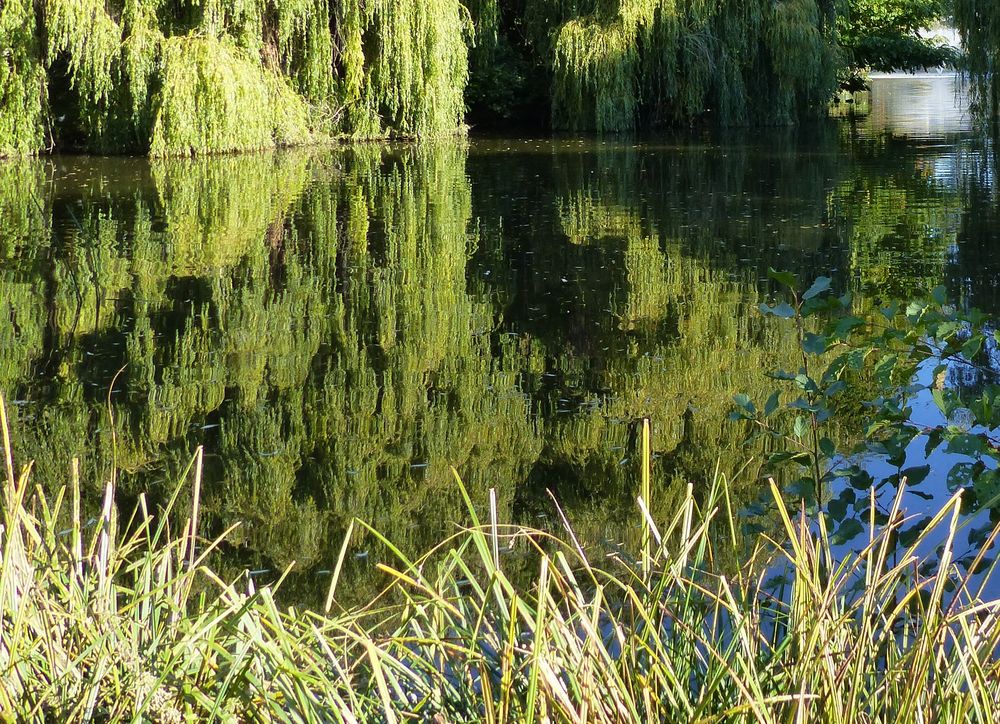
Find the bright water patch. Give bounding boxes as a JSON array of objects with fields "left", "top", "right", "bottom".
[{"left": 861, "top": 74, "right": 972, "bottom": 139}]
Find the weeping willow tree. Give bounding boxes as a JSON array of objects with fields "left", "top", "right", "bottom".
[
  {"left": 956, "top": 0, "right": 1000, "bottom": 127},
  {"left": 468, "top": 0, "right": 837, "bottom": 131},
  {"left": 0, "top": 0, "right": 470, "bottom": 156},
  {"left": 0, "top": 0, "right": 46, "bottom": 156}
]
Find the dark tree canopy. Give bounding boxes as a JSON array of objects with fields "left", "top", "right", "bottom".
[
  {"left": 468, "top": 0, "right": 840, "bottom": 132},
  {"left": 838, "top": 0, "right": 956, "bottom": 90},
  {"left": 956, "top": 0, "right": 1000, "bottom": 125}
]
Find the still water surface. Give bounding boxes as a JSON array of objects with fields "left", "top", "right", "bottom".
[{"left": 1, "top": 77, "right": 997, "bottom": 601}]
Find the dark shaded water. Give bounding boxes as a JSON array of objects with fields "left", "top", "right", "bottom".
[{"left": 2, "top": 77, "right": 998, "bottom": 601}]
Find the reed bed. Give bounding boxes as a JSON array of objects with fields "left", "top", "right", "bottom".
[{"left": 2, "top": 410, "right": 999, "bottom": 722}]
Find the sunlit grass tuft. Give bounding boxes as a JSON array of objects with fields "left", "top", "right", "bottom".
[{"left": 1, "top": 393, "right": 999, "bottom": 721}]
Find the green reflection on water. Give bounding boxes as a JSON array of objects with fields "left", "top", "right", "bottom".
[{"left": 0, "top": 124, "right": 985, "bottom": 603}]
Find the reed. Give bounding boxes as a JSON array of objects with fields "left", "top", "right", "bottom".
[{"left": 1, "top": 391, "right": 998, "bottom": 721}]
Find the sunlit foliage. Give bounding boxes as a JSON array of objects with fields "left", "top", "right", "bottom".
[
  {"left": 0, "top": 0, "right": 471, "bottom": 155},
  {"left": 0, "top": 0, "right": 46, "bottom": 157},
  {"left": 1, "top": 0, "right": 969, "bottom": 149},
  {"left": 470, "top": 0, "right": 838, "bottom": 131},
  {"left": 551, "top": 0, "right": 837, "bottom": 131}
]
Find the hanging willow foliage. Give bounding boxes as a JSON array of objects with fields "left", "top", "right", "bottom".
[
  {"left": 0, "top": 0, "right": 878, "bottom": 151},
  {"left": 0, "top": 0, "right": 471, "bottom": 155},
  {"left": 337, "top": 0, "right": 471, "bottom": 137},
  {"left": 0, "top": 0, "right": 46, "bottom": 157},
  {"left": 550, "top": 0, "right": 837, "bottom": 131},
  {"left": 150, "top": 37, "right": 312, "bottom": 156},
  {"left": 955, "top": 0, "right": 1000, "bottom": 125}
]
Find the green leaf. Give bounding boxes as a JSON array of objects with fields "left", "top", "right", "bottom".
[
  {"left": 898, "top": 516, "right": 933, "bottom": 549},
  {"left": 824, "top": 380, "right": 846, "bottom": 397},
  {"left": 793, "top": 415, "right": 809, "bottom": 439},
  {"left": 831, "top": 316, "right": 864, "bottom": 339},
  {"left": 788, "top": 397, "right": 818, "bottom": 412},
  {"left": 819, "top": 437, "right": 836, "bottom": 458},
  {"left": 802, "top": 333, "right": 827, "bottom": 355},
  {"left": 759, "top": 302, "right": 796, "bottom": 319},
  {"left": 900, "top": 464, "right": 930, "bottom": 486},
  {"left": 946, "top": 462, "right": 977, "bottom": 491},
  {"left": 827, "top": 496, "right": 849, "bottom": 521},
  {"left": 931, "top": 285, "right": 947, "bottom": 305},
  {"left": 924, "top": 427, "right": 945, "bottom": 456},
  {"left": 973, "top": 471, "right": 1000, "bottom": 504},
  {"left": 830, "top": 518, "right": 864, "bottom": 546},
  {"left": 849, "top": 469, "right": 875, "bottom": 489},
  {"left": 802, "top": 276, "right": 832, "bottom": 300},
  {"left": 786, "top": 477, "right": 818, "bottom": 501},
  {"left": 764, "top": 391, "right": 780, "bottom": 417},
  {"left": 969, "top": 393, "right": 994, "bottom": 428},
  {"left": 794, "top": 374, "right": 818, "bottom": 393},
  {"left": 938, "top": 321, "right": 961, "bottom": 341},
  {"left": 874, "top": 354, "right": 897, "bottom": 385},
  {"left": 960, "top": 555, "right": 994, "bottom": 575},
  {"left": 801, "top": 296, "right": 835, "bottom": 318},
  {"left": 733, "top": 393, "right": 756, "bottom": 414},
  {"left": 767, "top": 268, "right": 798, "bottom": 289},
  {"left": 947, "top": 433, "right": 987, "bottom": 457},
  {"left": 931, "top": 389, "right": 958, "bottom": 418},
  {"left": 768, "top": 451, "right": 813, "bottom": 468},
  {"left": 969, "top": 523, "right": 994, "bottom": 548},
  {"left": 962, "top": 335, "right": 984, "bottom": 361}
]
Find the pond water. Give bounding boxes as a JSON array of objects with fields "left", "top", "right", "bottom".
[
  {"left": 1, "top": 76, "right": 998, "bottom": 602},
  {"left": 862, "top": 73, "right": 971, "bottom": 138}
]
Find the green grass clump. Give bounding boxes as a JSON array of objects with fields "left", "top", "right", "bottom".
[{"left": 1, "top": 403, "right": 999, "bottom": 721}]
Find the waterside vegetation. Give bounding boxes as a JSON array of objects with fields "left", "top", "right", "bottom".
[
  {"left": 1, "top": 403, "right": 999, "bottom": 721},
  {"left": 956, "top": 0, "right": 1000, "bottom": 127}
]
